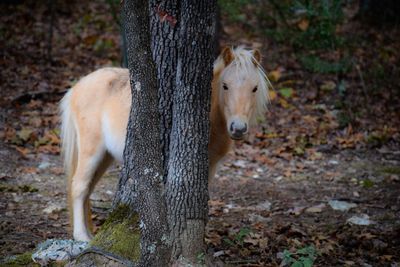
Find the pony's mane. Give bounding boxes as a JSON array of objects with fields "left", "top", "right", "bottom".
[{"left": 214, "top": 46, "right": 271, "bottom": 123}]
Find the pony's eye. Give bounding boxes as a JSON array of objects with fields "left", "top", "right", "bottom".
[
  {"left": 223, "top": 84, "right": 228, "bottom": 90},
  {"left": 252, "top": 86, "right": 258, "bottom": 92}
]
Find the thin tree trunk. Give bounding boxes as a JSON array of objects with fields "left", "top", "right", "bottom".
[
  {"left": 165, "top": 1, "right": 216, "bottom": 262},
  {"left": 112, "top": 0, "right": 170, "bottom": 265},
  {"left": 149, "top": 0, "right": 217, "bottom": 262}
]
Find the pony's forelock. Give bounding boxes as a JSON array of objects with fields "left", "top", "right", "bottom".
[{"left": 214, "top": 46, "right": 271, "bottom": 123}]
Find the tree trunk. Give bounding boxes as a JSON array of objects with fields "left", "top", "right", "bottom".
[
  {"left": 165, "top": 1, "right": 216, "bottom": 263},
  {"left": 115, "top": 0, "right": 217, "bottom": 264},
  {"left": 112, "top": 0, "right": 170, "bottom": 265},
  {"left": 149, "top": 1, "right": 217, "bottom": 262}
]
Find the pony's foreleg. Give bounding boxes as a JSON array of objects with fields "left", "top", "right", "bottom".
[
  {"left": 208, "top": 155, "right": 223, "bottom": 182},
  {"left": 70, "top": 147, "right": 107, "bottom": 241},
  {"left": 209, "top": 162, "right": 218, "bottom": 181}
]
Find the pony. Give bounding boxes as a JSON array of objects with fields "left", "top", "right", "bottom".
[{"left": 60, "top": 46, "right": 270, "bottom": 241}]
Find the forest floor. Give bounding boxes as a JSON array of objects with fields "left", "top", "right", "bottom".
[{"left": 1, "top": 1, "right": 400, "bottom": 266}]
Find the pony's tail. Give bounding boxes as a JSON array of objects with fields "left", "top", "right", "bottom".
[{"left": 60, "top": 90, "right": 77, "bottom": 229}]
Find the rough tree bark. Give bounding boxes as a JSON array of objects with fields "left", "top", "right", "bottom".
[
  {"left": 149, "top": 0, "right": 180, "bottom": 176},
  {"left": 149, "top": 0, "right": 217, "bottom": 263}
]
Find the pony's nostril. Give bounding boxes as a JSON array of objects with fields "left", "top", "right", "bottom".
[
  {"left": 243, "top": 124, "right": 248, "bottom": 133},
  {"left": 236, "top": 126, "right": 246, "bottom": 134},
  {"left": 230, "top": 122, "right": 234, "bottom": 132}
]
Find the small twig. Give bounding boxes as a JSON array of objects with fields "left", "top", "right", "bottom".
[
  {"left": 225, "top": 259, "right": 259, "bottom": 265},
  {"left": 330, "top": 197, "right": 366, "bottom": 204},
  {"left": 74, "top": 246, "right": 136, "bottom": 267},
  {"left": 47, "top": 0, "right": 55, "bottom": 62},
  {"left": 355, "top": 63, "right": 370, "bottom": 106}
]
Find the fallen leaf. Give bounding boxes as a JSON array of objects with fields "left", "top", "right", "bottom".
[
  {"left": 288, "top": 206, "right": 306, "bottom": 216},
  {"left": 22, "top": 167, "right": 38, "bottom": 174},
  {"left": 15, "top": 146, "right": 31, "bottom": 157},
  {"left": 279, "top": 98, "right": 290, "bottom": 108},
  {"left": 268, "top": 90, "right": 277, "bottom": 101},
  {"left": 205, "top": 232, "right": 222, "bottom": 246},
  {"left": 43, "top": 204, "right": 64, "bottom": 214},
  {"left": 259, "top": 238, "right": 268, "bottom": 249},
  {"left": 268, "top": 70, "right": 282, "bottom": 82},
  {"left": 380, "top": 255, "right": 393, "bottom": 261},
  {"left": 243, "top": 236, "right": 259, "bottom": 245},
  {"left": 359, "top": 233, "right": 376, "bottom": 239},
  {"left": 298, "top": 18, "right": 310, "bottom": 31},
  {"left": 279, "top": 87, "right": 294, "bottom": 98},
  {"left": 294, "top": 146, "right": 305, "bottom": 156},
  {"left": 255, "top": 200, "right": 272, "bottom": 211},
  {"left": 239, "top": 248, "right": 251, "bottom": 257},
  {"left": 17, "top": 128, "right": 34, "bottom": 142},
  {"left": 48, "top": 213, "right": 59, "bottom": 220},
  {"left": 305, "top": 203, "right": 326, "bottom": 213},
  {"left": 284, "top": 169, "right": 292, "bottom": 177},
  {"left": 249, "top": 213, "right": 271, "bottom": 223},
  {"left": 320, "top": 81, "right": 336, "bottom": 91}
]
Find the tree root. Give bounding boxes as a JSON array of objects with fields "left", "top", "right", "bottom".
[{"left": 67, "top": 246, "right": 137, "bottom": 267}]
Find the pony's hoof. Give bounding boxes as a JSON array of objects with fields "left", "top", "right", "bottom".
[{"left": 73, "top": 232, "right": 92, "bottom": 242}]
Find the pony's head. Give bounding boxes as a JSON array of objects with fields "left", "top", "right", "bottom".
[{"left": 214, "top": 46, "right": 270, "bottom": 140}]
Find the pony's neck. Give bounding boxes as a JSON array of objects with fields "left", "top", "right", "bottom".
[
  {"left": 211, "top": 68, "right": 228, "bottom": 136},
  {"left": 209, "top": 68, "right": 232, "bottom": 165}
]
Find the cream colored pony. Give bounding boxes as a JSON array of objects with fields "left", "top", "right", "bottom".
[{"left": 60, "top": 46, "right": 269, "bottom": 241}]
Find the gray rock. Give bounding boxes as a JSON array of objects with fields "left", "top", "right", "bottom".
[
  {"left": 32, "top": 239, "right": 89, "bottom": 265},
  {"left": 328, "top": 200, "right": 357, "bottom": 211},
  {"left": 347, "top": 214, "right": 375, "bottom": 226},
  {"left": 43, "top": 203, "right": 64, "bottom": 214},
  {"left": 38, "top": 162, "right": 52, "bottom": 170}
]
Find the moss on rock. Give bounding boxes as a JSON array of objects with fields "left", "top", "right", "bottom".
[{"left": 90, "top": 205, "right": 141, "bottom": 262}]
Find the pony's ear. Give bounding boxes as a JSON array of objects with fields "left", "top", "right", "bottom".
[
  {"left": 221, "top": 46, "right": 234, "bottom": 66},
  {"left": 252, "top": 49, "right": 262, "bottom": 65}
]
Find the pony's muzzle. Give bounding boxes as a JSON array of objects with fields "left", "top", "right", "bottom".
[{"left": 229, "top": 120, "right": 248, "bottom": 140}]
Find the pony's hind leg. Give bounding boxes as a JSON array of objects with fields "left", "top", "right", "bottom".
[
  {"left": 70, "top": 146, "right": 108, "bottom": 241},
  {"left": 84, "top": 152, "right": 114, "bottom": 233}
]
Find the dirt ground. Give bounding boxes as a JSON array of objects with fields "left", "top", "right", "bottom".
[{"left": 1, "top": 1, "right": 400, "bottom": 266}]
